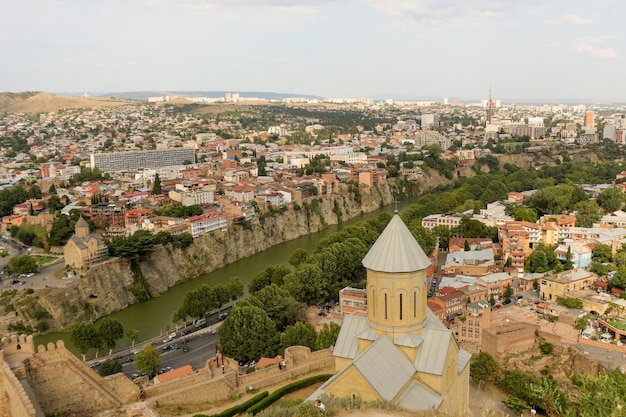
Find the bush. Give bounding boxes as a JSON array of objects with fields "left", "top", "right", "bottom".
[
  {"left": 539, "top": 341, "right": 554, "bottom": 355},
  {"left": 246, "top": 374, "right": 332, "bottom": 415},
  {"left": 207, "top": 391, "right": 269, "bottom": 417}
]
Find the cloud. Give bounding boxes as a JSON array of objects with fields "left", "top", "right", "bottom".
[
  {"left": 143, "top": 0, "right": 327, "bottom": 14},
  {"left": 575, "top": 42, "right": 618, "bottom": 59},
  {"left": 363, "top": 0, "right": 525, "bottom": 26},
  {"left": 563, "top": 14, "right": 593, "bottom": 25}
]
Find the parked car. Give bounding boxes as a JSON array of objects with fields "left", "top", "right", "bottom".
[
  {"left": 493, "top": 304, "right": 502, "bottom": 309},
  {"left": 502, "top": 299, "right": 512, "bottom": 305},
  {"left": 89, "top": 361, "right": 101, "bottom": 369}
]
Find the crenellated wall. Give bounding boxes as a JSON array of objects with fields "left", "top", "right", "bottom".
[
  {"left": 0, "top": 334, "right": 36, "bottom": 355},
  {"left": 144, "top": 347, "right": 334, "bottom": 413},
  {"left": 0, "top": 350, "right": 41, "bottom": 417},
  {"left": 26, "top": 340, "right": 137, "bottom": 416}
]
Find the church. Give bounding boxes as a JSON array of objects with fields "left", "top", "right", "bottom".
[
  {"left": 63, "top": 216, "right": 109, "bottom": 268},
  {"left": 311, "top": 214, "right": 470, "bottom": 414}
]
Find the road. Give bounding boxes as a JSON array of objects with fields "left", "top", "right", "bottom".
[
  {"left": 90, "top": 310, "right": 231, "bottom": 378},
  {"left": 0, "top": 235, "right": 68, "bottom": 291}
]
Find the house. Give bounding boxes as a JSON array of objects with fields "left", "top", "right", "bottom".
[
  {"left": 339, "top": 287, "right": 367, "bottom": 316},
  {"left": 63, "top": 217, "right": 109, "bottom": 268},
  {"left": 309, "top": 215, "right": 470, "bottom": 414},
  {"left": 554, "top": 240, "right": 592, "bottom": 269},
  {"left": 539, "top": 269, "right": 597, "bottom": 302}
]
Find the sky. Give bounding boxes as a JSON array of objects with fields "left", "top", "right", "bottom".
[{"left": 1, "top": 0, "right": 625, "bottom": 102}]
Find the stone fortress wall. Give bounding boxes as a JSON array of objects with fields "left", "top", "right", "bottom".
[{"left": 0, "top": 334, "right": 334, "bottom": 417}]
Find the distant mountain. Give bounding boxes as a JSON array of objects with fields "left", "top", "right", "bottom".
[
  {"left": 0, "top": 92, "right": 132, "bottom": 113},
  {"left": 97, "top": 91, "right": 323, "bottom": 100}
]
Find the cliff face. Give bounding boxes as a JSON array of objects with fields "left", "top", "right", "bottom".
[{"left": 28, "top": 183, "right": 394, "bottom": 331}]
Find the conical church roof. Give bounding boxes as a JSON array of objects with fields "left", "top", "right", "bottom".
[
  {"left": 75, "top": 216, "right": 89, "bottom": 228},
  {"left": 362, "top": 214, "right": 430, "bottom": 273}
]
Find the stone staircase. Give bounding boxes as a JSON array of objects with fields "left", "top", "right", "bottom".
[{"left": 63, "top": 358, "right": 122, "bottom": 408}]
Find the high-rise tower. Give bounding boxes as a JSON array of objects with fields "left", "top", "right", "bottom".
[{"left": 487, "top": 86, "right": 494, "bottom": 125}]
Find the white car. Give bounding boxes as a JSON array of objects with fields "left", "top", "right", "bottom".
[{"left": 163, "top": 336, "right": 173, "bottom": 344}]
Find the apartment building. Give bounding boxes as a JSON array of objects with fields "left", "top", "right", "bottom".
[
  {"left": 91, "top": 148, "right": 196, "bottom": 172},
  {"left": 187, "top": 212, "right": 229, "bottom": 238}
]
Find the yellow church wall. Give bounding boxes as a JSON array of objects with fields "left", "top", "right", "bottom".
[
  {"left": 324, "top": 365, "right": 380, "bottom": 401},
  {"left": 438, "top": 365, "right": 470, "bottom": 417},
  {"left": 334, "top": 357, "right": 353, "bottom": 372},
  {"left": 440, "top": 341, "right": 459, "bottom": 393},
  {"left": 367, "top": 269, "right": 428, "bottom": 336}
]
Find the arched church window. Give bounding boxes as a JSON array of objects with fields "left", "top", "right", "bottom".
[{"left": 384, "top": 293, "right": 388, "bottom": 320}]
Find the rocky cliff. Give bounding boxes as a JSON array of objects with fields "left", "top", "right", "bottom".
[{"left": 17, "top": 182, "right": 395, "bottom": 332}]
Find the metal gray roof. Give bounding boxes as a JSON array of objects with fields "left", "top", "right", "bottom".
[
  {"left": 353, "top": 335, "right": 415, "bottom": 401},
  {"left": 457, "top": 348, "right": 472, "bottom": 374},
  {"left": 362, "top": 214, "right": 430, "bottom": 272},
  {"left": 395, "top": 379, "right": 443, "bottom": 411},
  {"left": 394, "top": 332, "right": 424, "bottom": 348},
  {"left": 414, "top": 327, "right": 453, "bottom": 375},
  {"left": 332, "top": 315, "right": 369, "bottom": 359}
]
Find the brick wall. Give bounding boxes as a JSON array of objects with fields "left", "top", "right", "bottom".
[{"left": 482, "top": 322, "right": 538, "bottom": 362}]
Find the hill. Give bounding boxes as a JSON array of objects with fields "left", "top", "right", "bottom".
[{"left": 0, "top": 92, "right": 135, "bottom": 113}]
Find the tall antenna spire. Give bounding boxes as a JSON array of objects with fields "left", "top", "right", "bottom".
[{"left": 487, "top": 84, "right": 493, "bottom": 125}]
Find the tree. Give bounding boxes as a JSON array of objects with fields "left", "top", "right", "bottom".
[
  {"left": 574, "top": 200, "right": 601, "bottom": 228},
  {"left": 592, "top": 244, "right": 612, "bottom": 263},
  {"left": 564, "top": 246, "right": 574, "bottom": 270},
  {"left": 597, "top": 186, "right": 624, "bottom": 213},
  {"left": 288, "top": 248, "right": 309, "bottom": 268},
  {"left": 71, "top": 323, "right": 101, "bottom": 361},
  {"left": 99, "top": 317, "right": 124, "bottom": 356},
  {"left": 7, "top": 255, "right": 38, "bottom": 274},
  {"left": 283, "top": 263, "right": 328, "bottom": 305},
  {"left": 489, "top": 294, "right": 496, "bottom": 307},
  {"left": 126, "top": 328, "right": 139, "bottom": 348},
  {"left": 218, "top": 305, "right": 279, "bottom": 361},
  {"left": 98, "top": 359, "right": 122, "bottom": 376},
  {"left": 281, "top": 321, "right": 317, "bottom": 352},
  {"left": 47, "top": 195, "right": 63, "bottom": 213},
  {"left": 464, "top": 239, "right": 471, "bottom": 251},
  {"left": 249, "top": 264, "right": 292, "bottom": 294},
  {"left": 173, "top": 284, "right": 216, "bottom": 322},
  {"left": 253, "top": 284, "right": 295, "bottom": 331},
  {"left": 470, "top": 352, "right": 501, "bottom": 389},
  {"left": 135, "top": 345, "right": 160, "bottom": 378},
  {"left": 151, "top": 173, "right": 162, "bottom": 195},
  {"left": 315, "top": 321, "right": 341, "bottom": 350},
  {"left": 503, "top": 284, "right": 514, "bottom": 300},
  {"left": 575, "top": 314, "right": 590, "bottom": 331},
  {"left": 226, "top": 276, "right": 244, "bottom": 303}
]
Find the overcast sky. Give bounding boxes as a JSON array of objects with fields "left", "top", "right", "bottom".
[{"left": 1, "top": 0, "right": 625, "bottom": 102}]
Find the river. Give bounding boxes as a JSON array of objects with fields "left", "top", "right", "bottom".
[{"left": 35, "top": 201, "right": 417, "bottom": 352}]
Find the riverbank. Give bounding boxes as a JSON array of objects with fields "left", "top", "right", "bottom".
[{"left": 22, "top": 181, "right": 407, "bottom": 342}]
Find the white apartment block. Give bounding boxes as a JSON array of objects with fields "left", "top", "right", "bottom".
[
  {"left": 91, "top": 148, "right": 196, "bottom": 172},
  {"left": 329, "top": 152, "right": 367, "bottom": 165},
  {"left": 168, "top": 189, "right": 215, "bottom": 206},
  {"left": 414, "top": 131, "right": 451, "bottom": 150},
  {"left": 187, "top": 212, "right": 229, "bottom": 238}
]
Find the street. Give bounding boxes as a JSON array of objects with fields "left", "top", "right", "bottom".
[{"left": 91, "top": 314, "right": 228, "bottom": 379}]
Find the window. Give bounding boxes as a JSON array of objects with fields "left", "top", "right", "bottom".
[
  {"left": 413, "top": 291, "right": 417, "bottom": 318},
  {"left": 399, "top": 294, "right": 403, "bottom": 320},
  {"left": 384, "top": 293, "right": 388, "bottom": 320}
]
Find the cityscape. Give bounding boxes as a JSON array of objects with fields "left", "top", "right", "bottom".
[{"left": 0, "top": 90, "right": 624, "bottom": 417}]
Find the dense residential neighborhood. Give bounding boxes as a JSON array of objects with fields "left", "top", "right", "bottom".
[{"left": 1, "top": 95, "right": 626, "bottom": 417}]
